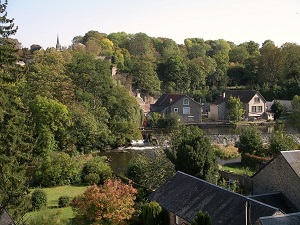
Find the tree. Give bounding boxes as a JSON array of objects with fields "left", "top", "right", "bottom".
[
  {"left": 72, "top": 179, "right": 137, "bottom": 225},
  {"left": 127, "top": 152, "right": 175, "bottom": 190},
  {"left": 142, "top": 201, "right": 165, "bottom": 225},
  {"left": 289, "top": 95, "right": 300, "bottom": 131},
  {"left": 269, "top": 129, "right": 299, "bottom": 155},
  {"left": 237, "top": 126, "right": 263, "bottom": 155},
  {"left": 226, "top": 96, "right": 245, "bottom": 122},
  {"left": 271, "top": 100, "right": 284, "bottom": 120},
  {"left": 192, "top": 211, "right": 212, "bottom": 225},
  {"left": 166, "top": 126, "right": 218, "bottom": 183},
  {"left": 131, "top": 59, "right": 161, "bottom": 96},
  {"left": 0, "top": 1, "right": 32, "bottom": 222}
]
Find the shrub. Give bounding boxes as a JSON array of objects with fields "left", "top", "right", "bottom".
[
  {"left": 82, "top": 156, "right": 112, "bottom": 184},
  {"left": 31, "top": 189, "right": 47, "bottom": 210},
  {"left": 237, "top": 126, "right": 263, "bottom": 155},
  {"left": 241, "top": 153, "right": 271, "bottom": 168},
  {"left": 84, "top": 173, "right": 100, "bottom": 185},
  {"left": 213, "top": 144, "right": 240, "bottom": 159},
  {"left": 58, "top": 195, "right": 70, "bottom": 208}
]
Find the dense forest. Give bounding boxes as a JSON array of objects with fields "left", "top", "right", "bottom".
[{"left": 1, "top": 0, "right": 300, "bottom": 223}]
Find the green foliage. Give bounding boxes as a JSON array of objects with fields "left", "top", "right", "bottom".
[
  {"left": 33, "top": 152, "right": 82, "bottom": 187},
  {"left": 31, "top": 189, "right": 47, "bottom": 210},
  {"left": 269, "top": 130, "right": 299, "bottom": 155},
  {"left": 166, "top": 126, "right": 218, "bottom": 182},
  {"left": 237, "top": 126, "right": 263, "bottom": 155},
  {"left": 241, "top": 153, "right": 271, "bottom": 168},
  {"left": 27, "top": 209, "right": 71, "bottom": 225},
  {"left": 58, "top": 196, "right": 70, "bottom": 208},
  {"left": 142, "top": 201, "right": 163, "bottom": 225},
  {"left": 82, "top": 156, "right": 113, "bottom": 185},
  {"left": 192, "top": 210, "right": 212, "bottom": 225},
  {"left": 289, "top": 95, "right": 300, "bottom": 131},
  {"left": 271, "top": 100, "right": 284, "bottom": 120},
  {"left": 212, "top": 144, "right": 240, "bottom": 159},
  {"left": 226, "top": 96, "right": 245, "bottom": 122},
  {"left": 127, "top": 151, "right": 175, "bottom": 189}
]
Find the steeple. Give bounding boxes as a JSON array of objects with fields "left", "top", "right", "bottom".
[{"left": 56, "top": 34, "right": 62, "bottom": 51}]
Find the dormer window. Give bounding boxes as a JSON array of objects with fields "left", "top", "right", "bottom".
[{"left": 183, "top": 98, "right": 189, "bottom": 105}]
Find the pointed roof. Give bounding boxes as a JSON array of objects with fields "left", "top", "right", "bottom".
[
  {"left": 148, "top": 171, "right": 280, "bottom": 225},
  {"left": 252, "top": 150, "right": 300, "bottom": 179},
  {"left": 150, "top": 94, "right": 200, "bottom": 113},
  {"left": 56, "top": 34, "right": 62, "bottom": 51},
  {"left": 256, "top": 212, "right": 300, "bottom": 225},
  {"left": 214, "top": 90, "right": 266, "bottom": 105}
]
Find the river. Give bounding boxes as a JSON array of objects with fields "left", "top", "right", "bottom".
[{"left": 100, "top": 123, "right": 299, "bottom": 174}]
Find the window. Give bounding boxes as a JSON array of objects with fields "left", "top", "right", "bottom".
[
  {"left": 254, "top": 97, "right": 260, "bottom": 103},
  {"left": 257, "top": 106, "right": 262, "bottom": 112},
  {"left": 252, "top": 106, "right": 256, "bottom": 112},
  {"left": 174, "top": 108, "right": 178, "bottom": 113},
  {"left": 183, "top": 107, "right": 190, "bottom": 114},
  {"left": 183, "top": 98, "right": 189, "bottom": 105}
]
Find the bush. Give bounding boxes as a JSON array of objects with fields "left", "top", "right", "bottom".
[
  {"left": 84, "top": 173, "right": 100, "bottom": 185},
  {"left": 237, "top": 126, "right": 263, "bottom": 155},
  {"left": 82, "top": 156, "right": 112, "bottom": 184},
  {"left": 241, "top": 153, "right": 271, "bottom": 168},
  {"left": 31, "top": 189, "right": 47, "bottom": 210},
  {"left": 213, "top": 144, "right": 240, "bottom": 159},
  {"left": 58, "top": 195, "right": 70, "bottom": 208}
]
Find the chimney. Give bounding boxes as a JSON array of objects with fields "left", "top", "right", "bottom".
[
  {"left": 245, "top": 200, "right": 251, "bottom": 225},
  {"left": 170, "top": 98, "right": 173, "bottom": 103},
  {"left": 223, "top": 92, "right": 226, "bottom": 99}
]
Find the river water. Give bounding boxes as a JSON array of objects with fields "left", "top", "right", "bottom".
[{"left": 100, "top": 124, "right": 299, "bottom": 174}]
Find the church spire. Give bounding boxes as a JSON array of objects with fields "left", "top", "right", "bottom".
[{"left": 56, "top": 34, "right": 62, "bottom": 51}]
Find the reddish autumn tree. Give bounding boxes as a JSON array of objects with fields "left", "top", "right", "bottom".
[{"left": 72, "top": 179, "right": 137, "bottom": 225}]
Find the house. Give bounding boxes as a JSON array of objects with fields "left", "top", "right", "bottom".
[
  {"left": 148, "top": 171, "right": 283, "bottom": 225},
  {"left": 0, "top": 208, "right": 16, "bottom": 225},
  {"left": 210, "top": 90, "right": 267, "bottom": 121},
  {"left": 251, "top": 150, "right": 300, "bottom": 211},
  {"left": 149, "top": 94, "right": 202, "bottom": 124}
]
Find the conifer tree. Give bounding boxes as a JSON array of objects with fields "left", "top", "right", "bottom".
[{"left": 0, "top": 0, "right": 32, "bottom": 222}]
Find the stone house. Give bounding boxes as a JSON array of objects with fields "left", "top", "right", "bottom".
[
  {"left": 149, "top": 94, "right": 202, "bottom": 124},
  {"left": 251, "top": 150, "right": 300, "bottom": 211},
  {"left": 210, "top": 90, "right": 267, "bottom": 121}
]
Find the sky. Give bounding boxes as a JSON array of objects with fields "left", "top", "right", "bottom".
[{"left": 7, "top": 0, "right": 300, "bottom": 49}]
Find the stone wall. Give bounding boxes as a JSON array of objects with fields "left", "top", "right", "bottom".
[
  {"left": 208, "top": 134, "right": 300, "bottom": 145},
  {"left": 252, "top": 154, "right": 300, "bottom": 211}
]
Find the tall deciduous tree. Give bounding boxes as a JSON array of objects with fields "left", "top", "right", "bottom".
[
  {"left": 72, "top": 179, "right": 137, "bottom": 225},
  {"left": 131, "top": 59, "right": 161, "bottom": 96},
  {"left": 166, "top": 126, "right": 218, "bottom": 183},
  {"left": 226, "top": 96, "right": 245, "bottom": 122},
  {"left": 237, "top": 126, "right": 263, "bottom": 155},
  {"left": 289, "top": 95, "right": 300, "bottom": 131},
  {"left": 269, "top": 129, "right": 299, "bottom": 155}
]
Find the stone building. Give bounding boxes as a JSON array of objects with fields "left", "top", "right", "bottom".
[{"left": 251, "top": 150, "right": 300, "bottom": 211}]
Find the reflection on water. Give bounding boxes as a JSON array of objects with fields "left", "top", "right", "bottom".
[{"left": 99, "top": 148, "right": 160, "bottom": 175}]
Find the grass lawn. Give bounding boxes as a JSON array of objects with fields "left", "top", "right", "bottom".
[
  {"left": 221, "top": 163, "right": 256, "bottom": 176},
  {"left": 25, "top": 185, "right": 87, "bottom": 224}
]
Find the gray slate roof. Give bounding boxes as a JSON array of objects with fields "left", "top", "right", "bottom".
[
  {"left": 256, "top": 212, "right": 300, "bottom": 225},
  {"left": 252, "top": 150, "right": 300, "bottom": 179},
  {"left": 150, "top": 94, "right": 200, "bottom": 113},
  {"left": 281, "top": 150, "right": 300, "bottom": 178},
  {"left": 0, "top": 209, "right": 16, "bottom": 225},
  {"left": 249, "top": 192, "right": 298, "bottom": 214},
  {"left": 148, "top": 171, "right": 280, "bottom": 225},
  {"left": 214, "top": 90, "right": 265, "bottom": 105}
]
